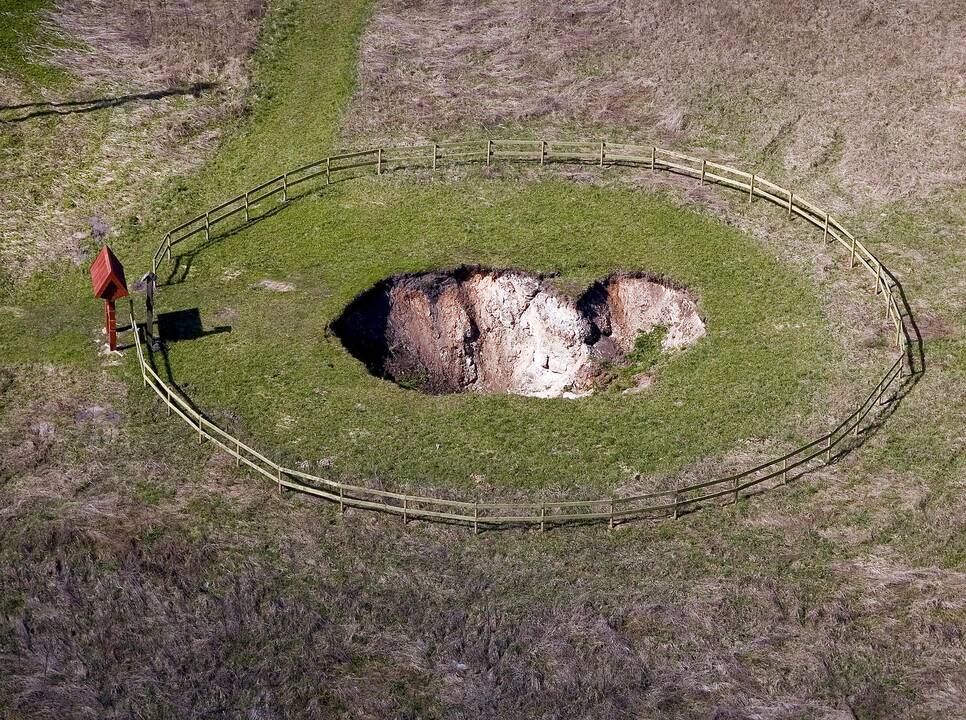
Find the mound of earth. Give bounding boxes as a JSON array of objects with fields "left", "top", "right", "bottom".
[{"left": 332, "top": 266, "right": 705, "bottom": 397}]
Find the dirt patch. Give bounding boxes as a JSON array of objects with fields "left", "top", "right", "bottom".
[
  {"left": 254, "top": 279, "right": 296, "bottom": 292},
  {"left": 332, "top": 266, "right": 704, "bottom": 397},
  {"left": 918, "top": 313, "right": 957, "bottom": 342}
]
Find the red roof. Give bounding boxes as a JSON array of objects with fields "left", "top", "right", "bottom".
[{"left": 89, "top": 245, "right": 128, "bottom": 301}]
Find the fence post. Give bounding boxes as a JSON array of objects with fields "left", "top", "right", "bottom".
[
  {"left": 326, "top": 157, "right": 331, "bottom": 184},
  {"left": 826, "top": 436, "right": 832, "bottom": 464},
  {"left": 244, "top": 192, "right": 250, "bottom": 222},
  {"left": 823, "top": 212, "right": 829, "bottom": 242},
  {"left": 787, "top": 190, "right": 793, "bottom": 217},
  {"left": 748, "top": 174, "right": 755, "bottom": 203},
  {"left": 473, "top": 502, "right": 479, "bottom": 535},
  {"left": 339, "top": 486, "right": 345, "bottom": 514},
  {"left": 165, "top": 233, "right": 172, "bottom": 261},
  {"left": 540, "top": 140, "right": 546, "bottom": 165},
  {"left": 403, "top": 497, "right": 408, "bottom": 524},
  {"left": 277, "top": 466, "right": 283, "bottom": 495},
  {"left": 782, "top": 457, "right": 788, "bottom": 484},
  {"left": 204, "top": 212, "right": 210, "bottom": 242},
  {"left": 599, "top": 140, "right": 605, "bottom": 167},
  {"left": 849, "top": 236, "right": 856, "bottom": 268},
  {"left": 650, "top": 146, "right": 656, "bottom": 170},
  {"left": 432, "top": 143, "right": 437, "bottom": 170},
  {"left": 608, "top": 500, "right": 614, "bottom": 530},
  {"left": 198, "top": 415, "right": 203, "bottom": 444},
  {"left": 235, "top": 438, "right": 240, "bottom": 467},
  {"left": 540, "top": 504, "right": 545, "bottom": 532},
  {"left": 139, "top": 335, "right": 147, "bottom": 386},
  {"left": 732, "top": 477, "right": 739, "bottom": 504},
  {"left": 700, "top": 158, "right": 706, "bottom": 184},
  {"left": 166, "top": 386, "right": 172, "bottom": 416},
  {"left": 282, "top": 174, "right": 288, "bottom": 202},
  {"left": 873, "top": 260, "right": 881, "bottom": 295},
  {"left": 672, "top": 490, "right": 680, "bottom": 520},
  {"left": 377, "top": 148, "right": 382, "bottom": 175},
  {"left": 486, "top": 139, "right": 492, "bottom": 166}
]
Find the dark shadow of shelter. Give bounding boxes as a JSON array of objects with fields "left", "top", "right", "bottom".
[{"left": 147, "top": 308, "right": 231, "bottom": 418}]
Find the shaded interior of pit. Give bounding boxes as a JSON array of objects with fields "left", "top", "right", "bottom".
[{"left": 331, "top": 266, "right": 705, "bottom": 398}]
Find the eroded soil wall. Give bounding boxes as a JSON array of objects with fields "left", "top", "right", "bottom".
[{"left": 333, "top": 267, "right": 704, "bottom": 397}]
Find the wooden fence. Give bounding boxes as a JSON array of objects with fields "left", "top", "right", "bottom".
[{"left": 130, "top": 139, "right": 914, "bottom": 531}]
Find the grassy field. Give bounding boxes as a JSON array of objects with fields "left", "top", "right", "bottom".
[
  {"left": 143, "top": 172, "right": 844, "bottom": 494},
  {"left": 0, "top": 0, "right": 71, "bottom": 88},
  {"left": 1, "top": 0, "right": 963, "bottom": 717}
]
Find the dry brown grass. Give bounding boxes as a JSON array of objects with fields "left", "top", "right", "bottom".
[
  {"left": 1, "top": 364, "right": 964, "bottom": 718},
  {"left": 342, "top": 0, "right": 966, "bottom": 207},
  {"left": 2, "top": 2, "right": 964, "bottom": 716},
  {"left": 51, "top": 0, "right": 265, "bottom": 90},
  {"left": 0, "top": 0, "right": 266, "bottom": 280}
]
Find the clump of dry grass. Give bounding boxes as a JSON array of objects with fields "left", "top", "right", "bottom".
[
  {"left": 343, "top": 0, "right": 966, "bottom": 206},
  {"left": 51, "top": 0, "right": 265, "bottom": 90}
]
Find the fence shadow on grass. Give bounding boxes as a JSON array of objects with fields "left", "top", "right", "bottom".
[
  {"left": 159, "top": 195, "right": 306, "bottom": 288},
  {"left": 146, "top": 307, "right": 231, "bottom": 422}
]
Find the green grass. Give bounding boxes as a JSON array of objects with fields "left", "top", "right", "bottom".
[
  {"left": 0, "top": 0, "right": 371, "bottom": 348},
  {"left": 136, "top": 172, "right": 844, "bottom": 493},
  {"left": 603, "top": 326, "right": 668, "bottom": 393},
  {"left": 2, "top": 1, "right": 963, "bottom": 715},
  {"left": 0, "top": 0, "right": 873, "bottom": 498},
  {"left": 146, "top": 0, "right": 372, "bottom": 217},
  {"left": 0, "top": 0, "right": 72, "bottom": 88},
  {"left": 0, "top": 165, "right": 850, "bottom": 495},
  {"left": 627, "top": 326, "right": 667, "bottom": 370},
  {"left": 0, "top": 0, "right": 848, "bottom": 496}
]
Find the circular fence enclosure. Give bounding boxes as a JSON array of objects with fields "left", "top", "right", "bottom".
[{"left": 129, "top": 138, "right": 917, "bottom": 532}]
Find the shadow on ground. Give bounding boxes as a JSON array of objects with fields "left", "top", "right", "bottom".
[{"left": 0, "top": 83, "right": 217, "bottom": 123}]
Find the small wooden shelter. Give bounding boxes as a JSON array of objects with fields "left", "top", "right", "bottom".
[{"left": 89, "top": 245, "right": 128, "bottom": 350}]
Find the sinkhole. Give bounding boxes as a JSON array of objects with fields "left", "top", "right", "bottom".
[{"left": 332, "top": 266, "right": 705, "bottom": 397}]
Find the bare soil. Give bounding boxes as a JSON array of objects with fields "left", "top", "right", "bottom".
[{"left": 332, "top": 266, "right": 704, "bottom": 397}]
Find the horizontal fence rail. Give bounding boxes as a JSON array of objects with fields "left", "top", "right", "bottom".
[{"left": 132, "top": 139, "right": 914, "bottom": 531}]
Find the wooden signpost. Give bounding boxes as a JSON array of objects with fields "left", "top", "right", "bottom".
[{"left": 89, "top": 245, "right": 128, "bottom": 351}]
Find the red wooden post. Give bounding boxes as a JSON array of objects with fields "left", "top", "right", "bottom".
[{"left": 105, "top": 299, "right": 117, "bottom": 350}]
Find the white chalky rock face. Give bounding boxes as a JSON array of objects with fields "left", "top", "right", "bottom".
[
  {"left": 471, "top": 273, "right": 593, "bottom": 397},
  {"left": 332, "top": 267, "right": 705, "bottom": 397},
  {"left": 604, "top": 275, "right": 708, "bottom": 351}
]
